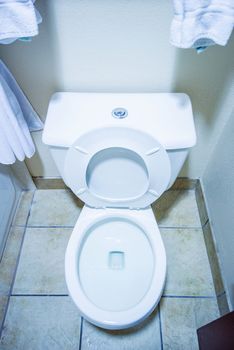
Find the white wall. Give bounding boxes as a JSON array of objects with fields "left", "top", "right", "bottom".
[
  {"left": 202, "top": 109, "right": 234, "bottom": 309},
  {"left": 0, "top": 0, "right": 233, "bottom": 178}
]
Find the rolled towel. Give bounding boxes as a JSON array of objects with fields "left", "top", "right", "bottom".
[
  {"left": 170, "top": 0, "right": 234, "bottom": 50},
  {"left": 0, "top": 0, "right": 42, "bottom": 44}
]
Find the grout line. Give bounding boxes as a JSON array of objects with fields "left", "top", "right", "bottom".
[
  {"left": 162, "top": 295, "right": 216, "bottom": 299},
  {"left": 11, "top": 294, "right": 69, "bottom": 297},
  {"left": 0, "top": 191, "right": 35, "bottom": 338},
  {"left": 13, "top": 224, "right": 203, "bottom": 230},
  {"left": 12, "top": 225, "right": 74, "bottom": 228},
  {"left": 10, "top": 224, "right": 204, "bottom": 230},
  {"left": 26, "top": 225, "right": 75, "bottom": 229},
  {"left": 78, "top": 317, "right": 83, "bottom": 350},
  {"left": 158, "top": 304, "right": 164, "bottom": 350}
]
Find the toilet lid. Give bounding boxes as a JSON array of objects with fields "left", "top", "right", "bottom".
[{"left": 64, "top": 127, "right": 171, "bottom": 208}]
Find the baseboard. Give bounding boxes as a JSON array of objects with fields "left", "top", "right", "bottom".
[
  {"left": 170, "top": 177, "right": 198, "bottom": 190},
  {"left": 32, "top": 177, "right": 69, "bottom": 190},
  {"left": 33, "top": 176, "right": 198, "bottom": 190},
  {"left": 195, "top": 181, "right": 230, "bottom": 316}
]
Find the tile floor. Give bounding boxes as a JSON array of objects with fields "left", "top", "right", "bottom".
[{"left": 0, "top": 189, "right": 219, "bottom": 349}]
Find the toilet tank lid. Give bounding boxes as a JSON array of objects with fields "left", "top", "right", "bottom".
[{"left": 42, "top": 92, "right": 196, "bottom": 150}]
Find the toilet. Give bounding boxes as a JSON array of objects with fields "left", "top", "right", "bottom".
[{"left": 43, "top": 92, "right": 196, "bottom": 330}]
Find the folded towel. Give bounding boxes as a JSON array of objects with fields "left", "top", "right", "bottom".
[
  {"left": 0, "top": 0, "right": 42, "bottom": 44},
  {"left": 0, "top": 60, "right": 43, "bottom": 164},
  {"left": 170, "top": 0, "right": 234, "bottom": 50}
]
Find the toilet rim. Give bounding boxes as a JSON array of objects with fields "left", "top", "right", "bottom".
[{"left": 65, "top": 211, "right": 166, "bottom": 329}]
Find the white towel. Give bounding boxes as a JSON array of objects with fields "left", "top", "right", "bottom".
[
  {"left": 170, "top": 0, "right": 234, "bottom": 49},
  {"left": 0, "top": 60, "right": 43, "bottom": 165},
  {"left": 0, "top": 0, "right": 42, "bottom": 44}
]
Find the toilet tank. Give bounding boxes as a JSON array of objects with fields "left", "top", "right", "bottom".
[{"left": 43, "top": 93, "right": 196, "bottom": 188}]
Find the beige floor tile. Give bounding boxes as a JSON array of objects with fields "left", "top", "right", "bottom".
[
  {"left": 160, "top": 297, "right": 219, "bottom": 350},
  {"left": 27, "top": 190, "right": 83, "bottom": 226},
  {"left": 13, "top": 228, "right": 71, "bottom": 294},
  {"left": 0, "top": 296, "right": 81, "bottom": 350},
  {"left": 162, "top": 228, "right": 215, "bottom": 296},
  {"left": 152, "top": 190, "right": 201, "bottom": 228},
  {"left": 12, "top": 191, "right": 34, "bottom": 226},
  {"left": 81, "top": 308, "right": 161, "bottom": 350},
  {"left": 0, "top": 227, "right": 25, "bottom": 295}
]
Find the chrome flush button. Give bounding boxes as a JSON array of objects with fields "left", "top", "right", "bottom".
[{"left": 112, "top": 108, "right": 128, "bottom": 119}]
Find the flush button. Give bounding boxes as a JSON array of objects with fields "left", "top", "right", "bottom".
[{"left": 112, "top": 108, "right": 128, "bottom": 119}]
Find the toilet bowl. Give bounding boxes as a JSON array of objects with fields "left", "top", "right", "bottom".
[
  {"left": 65, "top": 206, "right": 166, "bottom": 329},
  {"left": 63, "top": 126, "right": 170, "bottom": 329},
  {"left": 42, "top": 92, "right": 196, "bottom": 329}
]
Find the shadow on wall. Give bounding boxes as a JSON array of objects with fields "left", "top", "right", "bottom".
[
  {"left": 172, "top": 33, "right": 234, "bottom": 127},
  {"left": 0, "top": 0, "right": 58, "bottom": 118},
  {"left": 0, "top": 1, "right": 60, "bottom": 175},
  {"left": 171, "top": 33, "right": 234, "bottom": 176}
]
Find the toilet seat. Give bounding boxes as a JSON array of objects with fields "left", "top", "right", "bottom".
[
  {"left": 64, "top": 127, "right": 171, "bottom": 208},
  {"left": 65, "top": 206, "right": 166, "bottom": 330}
]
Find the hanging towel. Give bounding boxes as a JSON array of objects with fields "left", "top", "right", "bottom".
[
  {"left": 0, "top": 0, "right": 42, "bottom": 44},
  {"left": 170, "top": 0, "right": 234, "bottom": 50},
  {"left": 0, "top": 60, "right": 43, "bottom": 164}
]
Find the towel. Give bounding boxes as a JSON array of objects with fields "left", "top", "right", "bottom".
[
  {"left": 170, "top": 0, "right": 234, "bottom": 50},
  {"left": 0, "top": 0, "right": 42, "bottom": 44},
  {"left": 0, "top": 60, "right": 43, "bottom": 164}
]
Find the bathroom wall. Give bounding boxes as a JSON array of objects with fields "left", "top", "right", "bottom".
[
  {"left": 202, "top": 109, "right": 234, "bottom": 310},
  {"left": 0, "top": 0, "right": 233, "bottom": 178}
]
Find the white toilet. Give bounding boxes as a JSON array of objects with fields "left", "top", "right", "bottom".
[{"left": 43, "top": 92, "right": 196, "bottom": 330}]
